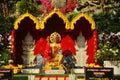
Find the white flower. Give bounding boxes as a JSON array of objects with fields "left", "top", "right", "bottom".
[
  {"left": 115, "top": 49, "right": 119, "bottom": 53},
  {"left": 106, "top": 49, "right": 108, "bottom": 51},
  {"left": 0, "top": 61, "right": 5, "bottom": 63},
  {"left": 8, "top": 59, "right": 13, "bottom": 63},
  {"left": 97, "top": 50, "right": 100, "bottom": 53},
  {"left": 112, "top": 50, "right": 116, "bottom": 54},
  {"left": 109, "top": 49, "right": 112, "bottom": 51}
]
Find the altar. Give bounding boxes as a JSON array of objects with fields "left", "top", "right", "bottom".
[
  {"left": 13, "top": 8, "right": 97, "bottom": 65},
  {"left": 8, "top": 8, "right": 98, "bottom": 80}
]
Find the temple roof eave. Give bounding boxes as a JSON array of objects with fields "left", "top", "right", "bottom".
[
  {"left": 71, "top": 13, "right": 95, "bottom": 30},
  {"left": 39, "top": 8, "right": 71, "bottom": 30},
  {"left": 14, "top": 12, "right": 40, "bottom": 30},
  {"left": 14, "top": 10, "right": 95, "bottom": 31}
]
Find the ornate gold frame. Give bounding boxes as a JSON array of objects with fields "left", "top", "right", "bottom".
[
  {"left": 14, "top": 11, "right": 40, "bottom": 30},
  {"left": 39, "top": 8, "right": 70, "bottom": 30},
  {"left": 71, "top": 13, "right": 95, "bottom": 30},
  {"left": 14, "top": 9, "right": 95, "bottom": 30}
]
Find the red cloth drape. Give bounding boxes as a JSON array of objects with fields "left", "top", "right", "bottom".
[
  {"left": 87, "top": 30, "right": 98, "bottom": 63},
  {"left": 61, "top": 35, "right": 76, "bottom": 55},
  {"left": 11, "top": 30, "right": 15, "bottom": 53},
  {"left": 34, "top": 37, "right": 52, "bottom": 61},
  {"left": 34, "top": 38, "right": 46, "bottom": 55}
]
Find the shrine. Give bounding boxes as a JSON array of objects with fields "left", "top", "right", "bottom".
[
  {"left": 1, "top": 0, "right": 120, "bottom": 79},
  {"left": 11, "top": 9, "right": 98, "bottom": 80}
]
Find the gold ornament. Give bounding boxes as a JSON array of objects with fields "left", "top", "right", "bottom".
[{"left": 50, "top": 32, "right": 61, "bottom": 43}]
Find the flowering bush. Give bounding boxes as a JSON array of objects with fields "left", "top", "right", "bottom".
[
  {"left": 39, "top": 0, "right": 77, "bottom": 14},
  {"left": 95, "top": 32, "right": 120, "bottom": 66},
  {"left": 96, "top": 41, "right": 119, "bottom": 61},
  {"left": 0, "top": 49, "right": 11, "bottom": 67}
]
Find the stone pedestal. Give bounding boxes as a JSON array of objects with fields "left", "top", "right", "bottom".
[
  {"left": 45, "top": 70, "right": 65, "bottom": 74},
  {"left": 21, "top": 68, "right": 40, "bottom": 74}
]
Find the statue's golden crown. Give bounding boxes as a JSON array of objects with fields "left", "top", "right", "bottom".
[{"left": 50, "top": 32, "right": 61, "bottom": 43}]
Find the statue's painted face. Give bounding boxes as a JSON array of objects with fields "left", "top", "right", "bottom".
[
  {"left": 53, "top": 35, "right": 60, "bottom": 43},
  {"left": 22, "top": 32, "right": 35, "bottom": 51}
]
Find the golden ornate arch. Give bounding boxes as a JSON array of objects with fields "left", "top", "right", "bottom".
[
  {"left": 39, "top": 8, "right": 70, "bottom": 30},
  {"left": 71, "top": 13, "right": 95, "bottom": 30},
  {"left": 14, "top": 12, "right": 40, "bottom": 30}
]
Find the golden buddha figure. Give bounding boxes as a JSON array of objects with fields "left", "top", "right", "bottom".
[
  {"left": 43, "top": 32, "right": 64, "bottom": 70},
  {"left": 50, "top": 32, "right": 61, "bottom": 58}
]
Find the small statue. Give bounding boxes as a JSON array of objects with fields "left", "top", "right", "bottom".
[
  {"left": 75, "top": 32, "right": 88, "bottom": 67},
  {"left": 22, "top": 32, "right": 36, "bottom": 67},
  {"left": 43, "top": 32, "right": 64, "bottom": 70},
  {"left": 35, "top": 54, "right": 44, "bottom": 68}
]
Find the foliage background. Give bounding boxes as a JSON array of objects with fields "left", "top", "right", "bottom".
[{"left": 0, "top": 0, "right": 120, "bottom": 35}]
